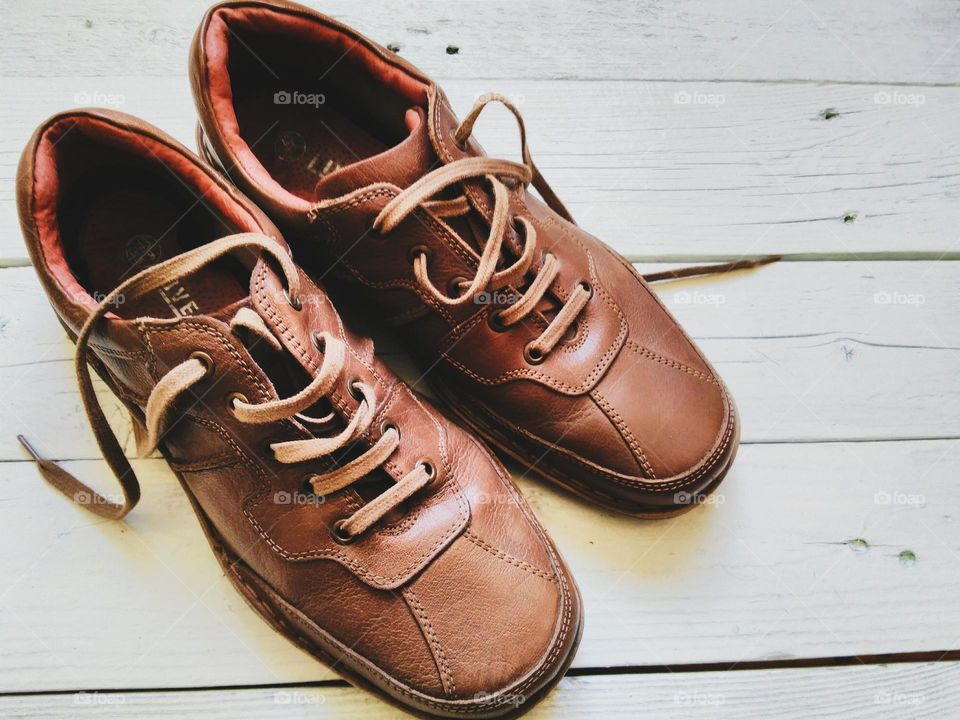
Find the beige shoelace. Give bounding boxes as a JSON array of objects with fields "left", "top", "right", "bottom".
[
  {"left": 19, "top": 233, "right": 431, "bottom": 538},
  {"left": 370, "top": 94, "right": 590, "bottom": 362},
  {"left": 316, "top": 93, "right": 778, "bottom": 363}
]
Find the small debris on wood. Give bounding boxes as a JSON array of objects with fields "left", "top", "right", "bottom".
[
  {"left": 842, "top": 212, "right": 858, "bottom": 223},
  {"left": 898, "top": 549, "right": 917, "bottom": 566},
  {"left": 847, "top": 538, "right": 869, "bottom": 553},
  {"left": 820, "top": 107, "right": 840, "bottom": 120},
  {"left": 387, "top": 42, "right": 402, "bottom": 53},
  {"left": 446, "top": 44, "right": 460, "bottom": 55}
]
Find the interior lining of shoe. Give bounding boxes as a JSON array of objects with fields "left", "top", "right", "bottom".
[
  {"left": 204, "top": 6, "right": 429, "bottom": 204},
  {"left": 32, "top": 115, "right": 262, "bottom": 318}
]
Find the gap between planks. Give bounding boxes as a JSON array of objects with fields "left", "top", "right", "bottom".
[
  {"left": 2, "top": 662, "right": 959, "bottom": 719},
  {"left": 4, "top": 649, "right": 960, "bottom": 699}
]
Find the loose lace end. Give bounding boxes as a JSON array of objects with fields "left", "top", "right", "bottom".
[
  {"left": 642, "top": 255, "right": 781, "bottom": 283},
  {"left": 17, "top": 434, "right": 136, "bottom": 520}
]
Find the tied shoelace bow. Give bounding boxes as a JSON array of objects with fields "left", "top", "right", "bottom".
[
  {"left": 19, "top": 233, "right": 432, "bottom": 538},
  {"left": 310, "top": 93, "right": 778, "bottom": 362}
]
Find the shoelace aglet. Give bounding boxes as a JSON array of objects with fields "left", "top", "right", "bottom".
[
  {"left": 17, "top": 434, "right": 43, "bottom": 461},
  {"left": 17, "top": 434, "right": 67, "bottom": 482},
  {"left": 18, "top": 433, "right": 66, "bottom": 490}
]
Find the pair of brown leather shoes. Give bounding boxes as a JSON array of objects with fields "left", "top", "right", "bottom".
[{"left": 18, "top": 1, "right": 744, "bottom": 716}]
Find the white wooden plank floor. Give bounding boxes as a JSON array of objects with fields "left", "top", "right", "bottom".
[
  {"left": 3, "top": 663, "right": 959, "bottom": 719},
  {"left": 2, "top": 1, "right": 959, "bottom": 717}
]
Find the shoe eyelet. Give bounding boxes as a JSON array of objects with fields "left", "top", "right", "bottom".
[
  {"left": 487, "top": 310, "right": 508, "bottom": 333},
  {"left": 347, "top": 378, "right": 364, "bottom": 401},
  {"left": 578, "top": 280, "right": 593, "bottom": 297},
  {"left": 447, "top": 275, "right": 468, "bottom": 298},
  {"left": 419, "top": 459, "right": 436, "bottom": 480},
  {"left": 380, "top": 419, "right": 399, "bottom": 440},
  {"left": 226, "top": 391, "right": 248, "bottom": 412},
  {"left": 300, "top": 473, "right": 315, "bottom": 495},
  {"left": 523, "top": 344, "right": 545, "bottom": 365},
  {"left": 407, "top": 244, "right": 432, "bottom": 264},
  {"left": 286, "top": 290, "right": 303, "bottom": 311},
  {"left": 311, "top": 331, "right": 325, "bottom": 351},
  {"left": 189, "top": 351, "right": 214, "bottom": 377},
  {"left": 331, "top": 518, "right": 357, "bottom": 544}
]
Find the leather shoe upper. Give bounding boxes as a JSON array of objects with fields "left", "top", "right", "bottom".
[
  {"left": 18, "top": 107, "right": 581, "bottom": 716},
  {"left": 189, "top": 0, "right": 738, "bottom": 514}
]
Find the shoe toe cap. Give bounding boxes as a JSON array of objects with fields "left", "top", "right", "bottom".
[
  {"left": 599, "top": 340, "right": 733, "bottom": 479},
  {"left": 400, "top": 434, "right": 582, "bottom": 709}
]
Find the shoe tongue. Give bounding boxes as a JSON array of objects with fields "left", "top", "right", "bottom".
[
  {"left": 314, "top": 106, "right": 496, "bottom": 256},
  {"left": 313, "top": 107, "right": 436, "bottom": 200}
]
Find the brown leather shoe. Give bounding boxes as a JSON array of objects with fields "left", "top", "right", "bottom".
[
  {"left": 190, "top": 0, "right": 739, "bottom": 516},
  {"left": 17, "top": 109, "right": 581, "bottom": 717}
]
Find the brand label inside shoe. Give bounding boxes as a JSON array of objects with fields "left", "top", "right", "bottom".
[
  {"left": 272, "top": 129, "right": 341, "bottom": 178},
  {"left": 159, "top": 280, "right": 199, "bottom": 317},
  {"left": 124, "top": 234, "right": 161, "bottom": 271},
  {"left": 308, "top": 155, "right": 342, "bottom": 178}
]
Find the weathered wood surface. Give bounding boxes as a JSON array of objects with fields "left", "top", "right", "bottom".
[
  {"left": 1, "top": 438, "right": 956, "bottom": 690},
  {"left": 2, "top": 78, "right": 959, "bottom": 261},
  {"left": 4, "top": 0, "right": 960, "bottom": 83},
  {"left": 2, "top": 1, "right": 958, "bottom": 717},
  {"left": 2, "top": 662, "right": 957, "bottom": 719}
]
